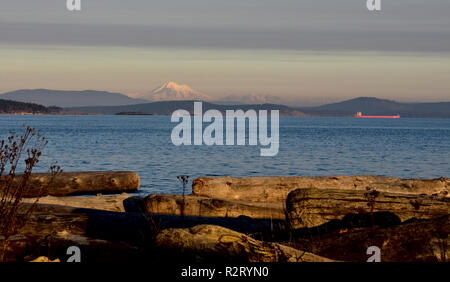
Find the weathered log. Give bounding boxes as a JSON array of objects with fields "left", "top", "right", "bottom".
[
  {"left": 2, "top": 215, "right": 320, "bottom": 262},
  {"left": 154, "top": 224, "right": 333, "bottom": 262},
  {"left": 291, "top": 215, "right": 449, "bottom": 262},
  {"left": 1, "top": 171, "right": 140, "bottom": 197},
  {"left": 193, "top": 176, "right": 449, "bottom": 202},
  {"left": 22, "top": 193, "right": 143, "bottom": 212},
  {"left": 2, "top": 203, "right": 153, "bottom": 262},
  {"left": 286, "top": 188, "right": 449, "bottom": 229},
  {"left": 2, "top": 208, "right": 288, "bottom": 261},
  {"left": 14, "top": 205, "right": 288, "bottom": 242},
  {"left": 145, "top": 194, "right": 285, "bottom": 220}
]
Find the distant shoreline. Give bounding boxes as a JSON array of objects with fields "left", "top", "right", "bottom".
[
  {"left": 2, "top": 94, "right": 450, "bottom": 118},
  {"left": 1, "top": 113, "right": 450, "bottom": 119}
]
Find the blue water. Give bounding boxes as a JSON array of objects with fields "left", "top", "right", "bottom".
[{"left": 0, "top": 115, "right": 449, "bottom": 195}]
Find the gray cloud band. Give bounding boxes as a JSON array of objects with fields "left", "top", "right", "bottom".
[
  {"left": 1, "top": 22, "right": 449, "bottom": 53},
  {"left": 1, "top": 0, "right": 450, "bottom": 52}
]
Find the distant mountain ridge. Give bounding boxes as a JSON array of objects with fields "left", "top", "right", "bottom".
[
  {"left": 298, "top": 97, "right": 450, "bottom": 118},
  {"left": 1, "top": 87, "right": 449, "bottom": 118},
  {"left": 67, "top": 97, "right": 450, "bottom": 118},
  {"left": 0, "top": 89, "right": 147, "bottom": 107}
]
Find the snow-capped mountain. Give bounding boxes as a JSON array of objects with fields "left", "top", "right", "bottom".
[{"left": 135, "top": 82, "right": 212, "bottom": 101}]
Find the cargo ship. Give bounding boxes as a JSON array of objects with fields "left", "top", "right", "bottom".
[{"left": 354, "top": 112, "right": 400, "bottom": 118}]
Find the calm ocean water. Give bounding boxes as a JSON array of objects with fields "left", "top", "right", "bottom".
[{"left": 0, "top": 115, "right": 449, "bottom": 195}]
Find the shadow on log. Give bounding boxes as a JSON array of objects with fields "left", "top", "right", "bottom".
[
  {"left": 154, "top": 224, "right": 334, "bottom": 262},
  {"left": 291, "top": 211, "right": 402, "bottom": 239},
  {"left": 286, "top": 188, "right": 449, "bottom": 229},
  {"left": 1, "top": 203, "right": 289, "bottom": 261},
  {"left": 21, "top": 203, "right": 288, "bottom": 240},
  {"left": 290, "top": 215, "right": 449, "bottom": 262}
]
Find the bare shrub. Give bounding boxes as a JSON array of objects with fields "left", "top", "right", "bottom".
[{"left": 0, "top": 125, "right": 61, "bottom": 261}]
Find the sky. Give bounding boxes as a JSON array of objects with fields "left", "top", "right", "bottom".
[{"left": 0, "top": 0, "right": 449, "bottom": 105}]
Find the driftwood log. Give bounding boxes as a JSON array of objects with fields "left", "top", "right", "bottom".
[
  {"left": 1, "top": 208, "right": 155, "bottom": 262},
  {"left": 145, "top": 194, "right": 285, "bottom": 220},
  {"left": 154, "top": 224, "right": 333, "bottom": 262},
  {"left": 291, "top": 216, "right": 449, "bottom": 262},
  {"left": 193, "top": 176, "right": 449, "bottom": 202},
  {"left": 1, "top": 213, "right": 316, "bottom": 262},
  {"left": 14, "top": 205, "right": 287, "bottom": 242},
  {"left": 1, "top": 171, "right": 140, "bottom": 197},
  {"left": 22, "top": 193, "right": 142, "bottom": 212},
  {"left": 1, "top": 207, "right": 288, "bottom": 262},
  {"left": 286, "top": 188, "right": 449, "bottom": 229}
]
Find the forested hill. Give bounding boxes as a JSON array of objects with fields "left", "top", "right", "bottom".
[
  {"left": 298, "top": 97, "right": 450, "bottom": 118},
  {"left": 0, "top": 99, "right": 62, "bottom": 114}
]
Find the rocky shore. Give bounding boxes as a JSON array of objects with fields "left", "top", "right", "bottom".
[{"left": 1, "top": 172, "right": 449, "bottom": 262}]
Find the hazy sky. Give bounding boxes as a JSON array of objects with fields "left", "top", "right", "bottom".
[{"left": 1, "top": 0, "right": 449, "bottom": 105}]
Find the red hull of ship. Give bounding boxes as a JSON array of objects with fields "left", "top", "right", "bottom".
[
  {"left": 354, "top": 115, "right": 400, "bottom": 118},
  {"left": 354, "top": 112, "right": 400, "bottom": 118}
]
